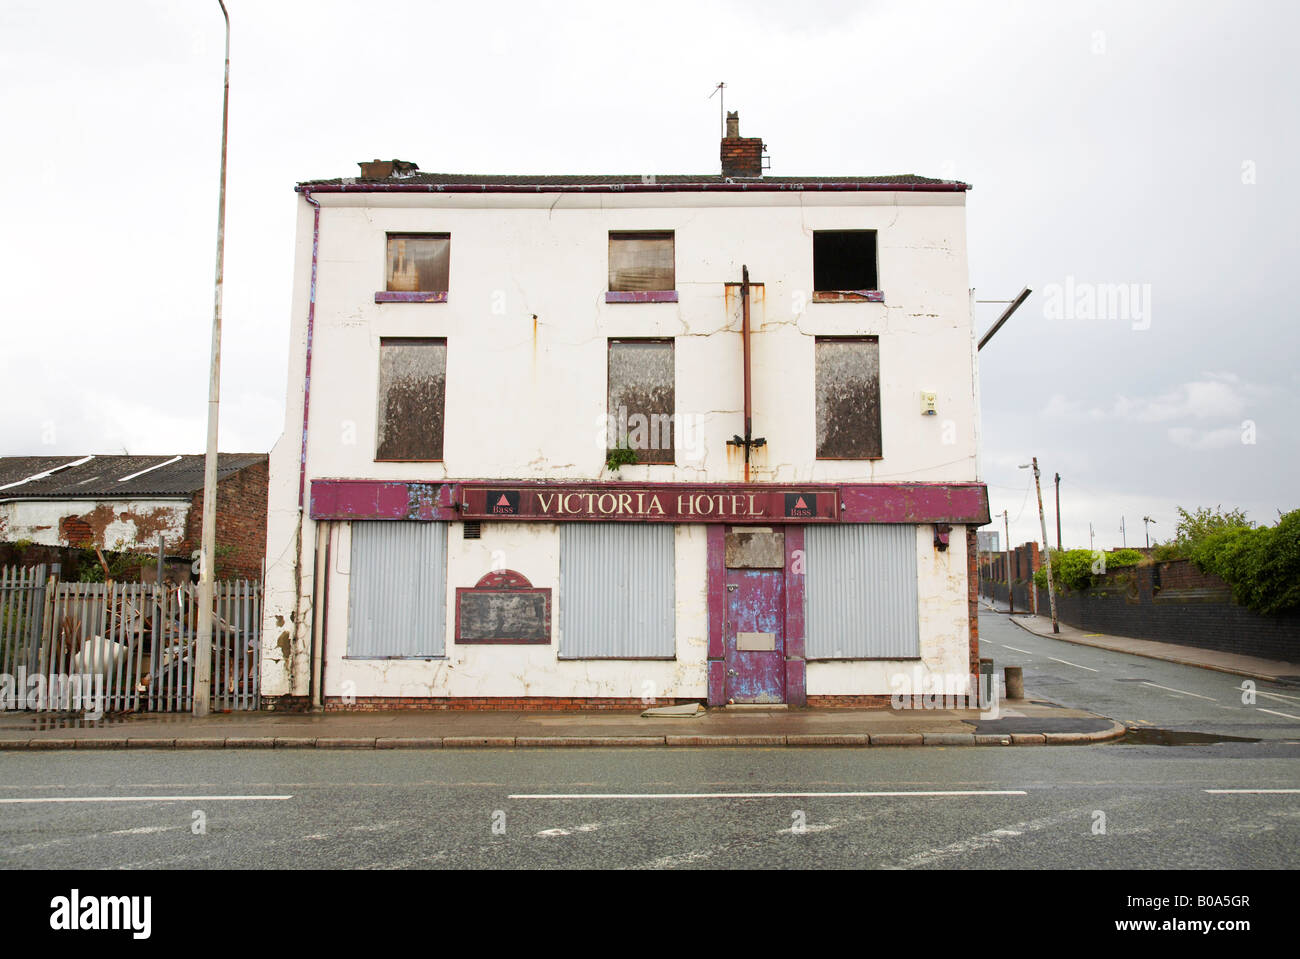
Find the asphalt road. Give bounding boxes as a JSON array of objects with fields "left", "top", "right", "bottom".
[
  {"left": 1, "top": 740, "right": 1297, "bottom": 869},
  {"left": 1, "top": 611, "right": 1295, "bottom": 870},
  {"left": 978, "top": 610, "right": 1300, "bottom": 740}
]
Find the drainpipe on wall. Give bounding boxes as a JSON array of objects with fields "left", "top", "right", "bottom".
[{"left": 290, "top": 189, "right": 322, "bottom": 699}]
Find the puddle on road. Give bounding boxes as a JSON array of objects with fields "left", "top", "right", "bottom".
[{"left": 1121, "top": 727, "right": 1260, "bottom": 746}]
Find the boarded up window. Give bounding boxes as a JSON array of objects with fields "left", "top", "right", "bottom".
[
  {"left": 608, "top": 339, "right": 674, "bottom": 464},
  {"left": 813, "top": 230, "right": 878, "bottom": 291},
  {"left": 804, "top": 524, "right": 919, "bottom": 659},
  {"left": 386, "top": 234, "right": 450, "bottom": 293},
  {"left": 559, "top": 524, "right": 675, "bottom": 659},
  {"left": 376, "top": 338, "right": 446, "bottom": 461},
  {"left": 608, "top": 232, "right": 674, "bottom": 292},
  {"left": 816, "top": 337, "right": 881, "bottom": 459},
  {"left": 348, "top": 521, "right": 447, "bottom": 657}
]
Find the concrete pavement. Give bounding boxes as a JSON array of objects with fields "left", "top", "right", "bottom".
[{"left": 0, "top": 693, "right": 1124, "bottom": 750}]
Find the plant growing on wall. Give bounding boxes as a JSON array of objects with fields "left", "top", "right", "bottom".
[
  {"left": 604, "top": 444, "right": 639, "bottom": 473},
  {"left": 1034, "top": 547, "right": 1145, "bottom": 591}
]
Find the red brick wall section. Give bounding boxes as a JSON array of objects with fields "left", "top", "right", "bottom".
[
  {"left": 804, "top": 695, "right": 897, "bottom": 709},
  {"left": 180, "top": 458, "right": 268, "bottom": 581},
  {"left": 721, "top": 137, "right": 763, "bottom": 177},
  {"left": 320, "top": 697, "right": 699, "bottom": 711},
  {"left": 1157, "top": 559, "right": 1228, "bottom": 591}
]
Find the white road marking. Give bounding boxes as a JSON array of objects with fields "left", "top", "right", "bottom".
[
  {"left": 0, "top": 795, "right": 292, "bottom": 804},
  {"left": 1000, "top": 645, "right": 1034, "bottom": 654},
  {"left": 885, "top": 811, "right": 1078, "bottom": 869},
  {"left": 509, "top": 790, "right": 1028, "bottom": 800},
  {"left": 1236, "top": 686, "right": 1300, "bottom": 705},
  {"left": 1048, "top": 657, "right": 1099, "bottom": 672},
  {"left": 1141, "top": 682, "right": 1216, "bottom": 701},
  {"left": 1205, "top": 789, "right": 1300, "bottom": 795},
  {"left": 1258, "top": 708, "right": 1300, "bottom": 721}
]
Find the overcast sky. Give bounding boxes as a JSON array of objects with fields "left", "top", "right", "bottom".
[{"left": 1, "top": 0, "right": 1295, "bottom": 551}]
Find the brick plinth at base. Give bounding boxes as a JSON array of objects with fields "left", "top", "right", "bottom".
[
  {"left": 320, "top": 696, "right": 700, "bottom": 711},
  {"left": 803, "top": 695, "right": 898, "bottom": 709}
]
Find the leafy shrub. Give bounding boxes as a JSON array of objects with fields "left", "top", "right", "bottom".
[
  {"left": 1190, "top": 509, "right": 1300, "bottom": 615},
  {"left": 1034, "top": 547, "right": 1146, "bottom": 591}
]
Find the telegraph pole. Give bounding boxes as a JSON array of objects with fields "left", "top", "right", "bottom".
[
  {"left": 1021, "top": 458, "right": 1059, "bottom": 633},
  {"left": 195, "top": 0, "right": 230, "bottom": 717},
  {"left": 1054, "top": 472, "right": 1061, "bottom": 550}
]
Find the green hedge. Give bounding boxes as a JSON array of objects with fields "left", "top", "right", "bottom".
[
  {"left": 1190, "top": 509, "right": 1300, "bottom": 615},
  {"left": 1034, "top": 548, "right": 1145, "bottom": 591}
]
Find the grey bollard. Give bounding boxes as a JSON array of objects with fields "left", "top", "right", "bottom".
[{"left": 1005, "top": 666, "right": 1024, "bottom": 700}]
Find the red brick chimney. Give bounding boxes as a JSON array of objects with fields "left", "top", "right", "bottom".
[{"left": 720, "top": 111, "right": 764, "bottom": 178}]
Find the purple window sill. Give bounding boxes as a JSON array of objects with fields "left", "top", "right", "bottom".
[
  {"left": 812, "top": 290, "right": 884, "bottom": 303},
  {"left": 605, "top": 291, "right": 679, "bottom": 303},
  {"left": 375, "top": 291, "right": 448, "bottom": 303}
]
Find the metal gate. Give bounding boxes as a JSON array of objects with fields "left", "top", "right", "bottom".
[{"left": 0, "top": 565, "right": 261, "bottom": 713}]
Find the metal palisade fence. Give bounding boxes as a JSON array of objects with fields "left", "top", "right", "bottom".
[{"left": 0, "top": 564, "right": 261, "bottom": 714}]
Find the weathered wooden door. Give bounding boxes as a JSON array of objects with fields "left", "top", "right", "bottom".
[{"left": 724, "top": 568, "right": 785, "bottom": 704}]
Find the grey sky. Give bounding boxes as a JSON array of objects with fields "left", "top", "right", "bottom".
[{"left": 1, "top": 0, "right": 1295, "bottom": 551}]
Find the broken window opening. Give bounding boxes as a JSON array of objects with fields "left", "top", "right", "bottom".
[
  {"left": 607, "top": 339, "right": 675, "bottom": 465},
  {"left": 813, "top": 230, "right": 878, "bottom": 292},
  {"left": 815, "top": 337, "right": 881, "bottom": 459},
  {"left": 386, "top": 234, "right": 450, "bottom": 293},
  {"left": 608, "top": 232, "right": 675, "bottom": 292},
  {"left": 376, "top": 338, "right": 447, "bottom": 461}
]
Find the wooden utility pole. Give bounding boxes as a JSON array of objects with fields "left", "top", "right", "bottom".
[{"left": 1002, "top": 509, "right": 1012, "bottom": 614}]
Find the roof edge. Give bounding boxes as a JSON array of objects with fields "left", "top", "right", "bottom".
[{"left": 294, "top": 180, "right": 971, "bottom": 195}]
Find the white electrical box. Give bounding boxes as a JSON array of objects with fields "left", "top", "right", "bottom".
[{"left": 920, "top": 391, "right": 937, "bottom": 415}]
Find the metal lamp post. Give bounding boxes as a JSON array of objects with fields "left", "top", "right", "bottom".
[{"left": 195, "top": 0, "right": 230, "bottom": 716}]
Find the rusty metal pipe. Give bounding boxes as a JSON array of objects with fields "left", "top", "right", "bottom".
[{"left": 741, "top": 265, "right": 751, "bottom": 483}]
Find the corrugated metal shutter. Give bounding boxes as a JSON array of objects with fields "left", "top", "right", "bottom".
[
  {"left": 348, "top": 521, "right": 447, "bottom": 657},
  {"left": 560, "top": 523, "right": 675, "bottom": 658},
  {"left": 805, "top": 524, "right": 919, "bottom": 658}
]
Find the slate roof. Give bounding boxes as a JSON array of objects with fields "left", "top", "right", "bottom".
[
  {"left": 0, "top": 454, "right": 266, "bottom": 499},
  {"left": 297, "top": 172, "right": 970, "bottom": 191}
]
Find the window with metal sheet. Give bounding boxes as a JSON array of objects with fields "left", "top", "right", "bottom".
[
  {"left": 608, "top": 231, "right": 674, "bottom": 292},
  {"left": 813, "top": 230, "right": 878, "bottom": 292},
  {"left": 815, "top": 336, "right": 881, "bottom": 459},
  {"left": 804, "top": 524, "right": 919, "bottom": 659},
  {"left": 607, "top": 339, "right": 675, "bottom": 464},
  {"left": 347, "top": 522, "right": 447, "bottom": 658},
  {"left": 559, "top": 523, "right": 675, "bottom": 659},
  {"left": 376, "top": 338, "right": 446, "bottom": 461},
  {"left": 386, "top": 234, "right": 449, "bottom": 292}
]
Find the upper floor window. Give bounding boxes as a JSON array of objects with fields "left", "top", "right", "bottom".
[
  {"left": 377, "top": 233, "right": 450, "bottom": 303},
  {"left": 815, "top": 336, "right": 881, "bottom": 459},
  {"left": 607, "top": 231, "right": 677, "bottom": 302},
  {"left": 376, "top": 338, "right": 446, "bottom": 461},
  {"left": 812, "top": 230, "right": 880, "bottom": 302},
  {"left": 607, "top": 338, "right": 674, "bottom": 465}
]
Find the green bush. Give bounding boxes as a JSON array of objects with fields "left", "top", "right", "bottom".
[
  {"left": 1190, "top": 509, "right": 1300, "bottom": 615},
  {"left": 1154, "top": 505, "right": 1254, "bottom": 561},
  {"left": 1034, "top": 547, "right": 1146, "bottom": 591}
]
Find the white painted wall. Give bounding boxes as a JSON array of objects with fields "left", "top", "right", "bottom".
[
  {"left": 320, "top": 520, "right": 708, "bottom": 700},
  {"left": 0, "top": 499, "right": 189, "bottom": 549},
  {"left": 262, "top": 189, "right": 977, "bottom": 699}
]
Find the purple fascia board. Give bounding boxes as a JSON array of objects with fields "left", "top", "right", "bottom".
[
  {"left": 374, "top": 291, "right": 448, "bottom": 303},
  {"left": 605, "top": 291, "right": 679, "bottom": 303},
  {"left": 840, "top": 483, "right": 990, "bottom": 525},
  {"left": 310, "top": 479, "right": 458, "bottom": 521}
]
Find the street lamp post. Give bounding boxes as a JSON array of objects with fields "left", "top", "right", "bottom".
[
  {"left": 1020, "top": 458, "right": 1059, "bottom": 634},
  {"left": 195, "top": 0, "right": 230, "bottom": 717}
]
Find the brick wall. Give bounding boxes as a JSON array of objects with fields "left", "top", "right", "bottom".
[
  {"left": 180, "top": 458, "right": 268, "bottom": 581},
  {"left": 721, "top": 136, "right": 763, "bottom": 177},
  {"left": 1032, "top": 562, "right": 1300, "bottom": 663}
]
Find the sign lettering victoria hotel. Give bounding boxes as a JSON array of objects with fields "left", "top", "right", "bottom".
[{"left": 458, "top": 484, "right": 839, "bottom": 523}]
